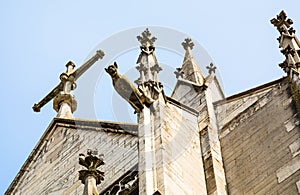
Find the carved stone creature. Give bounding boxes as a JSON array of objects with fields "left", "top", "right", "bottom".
[{"left": 105, "top": 62, "right": 145, "bottom": 113}]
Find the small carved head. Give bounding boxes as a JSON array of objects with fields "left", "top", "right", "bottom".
[{"left": 105, "top": 62, "right": 118, "bottom": 77}]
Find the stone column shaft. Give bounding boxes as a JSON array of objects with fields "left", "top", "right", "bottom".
[{"left": 83, "top": 176, "right": 99, "bottom": 195}]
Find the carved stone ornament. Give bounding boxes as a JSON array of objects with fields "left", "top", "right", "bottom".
[
  {"left": 138, "top": 80, "right": 163, "bottom": 104},
  {"left": 174, "top": 67, "right": 184, "bottom": 79},
  {"left": 105, "top": 62, "right": 146, "bottom": 113},
  {"left": 271, "top": 10, "right": 293, "bottom": 32},
  {"left": 102, "top": 170, "right": 138, "bottom": 195},
  {"left": 150, "top": 64, "right": 163, "bottom": 74},
  {"left": 53, "top": 92, "right": 77, "bottom": 113},
  {"left": 182, "top": 38, "right": 194, "bottom": 50},
  {"left": 281, "top": 45, "right": 296, "bottom": 57},
  {"left": 78, "top": 149, "right": 105, "bottom": 185},
  {"left": 137, "top": 28, "right": 157, "bottom": 46},
  {"left": 271, "top": 11, "right": 300, "bottom": 75},
  {"left": 206, "top": 63, "right": 217, "bottom": 74}
]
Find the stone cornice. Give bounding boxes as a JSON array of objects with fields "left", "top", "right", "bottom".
[{"left": 214, "top": 77, "right": 285, "bottom": 106}]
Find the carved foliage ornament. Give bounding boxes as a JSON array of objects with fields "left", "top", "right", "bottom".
[
  {"left": 137, "top": 28, "right": 157, "bottom": 46},
  {"left": 271, "top": 10, "right": 293, "bottom": 32},
  {"left": 174, "top": 67, "right": 184, "bottom": 79},
  {"left": 182, "top": 38, "right": 194, "bottom": 50},
  {"left": 78, "top": 149, "right": 105, "bottom": 185},
  {"left": 206, "top": 63, "right": 217, "bottom": 74}
]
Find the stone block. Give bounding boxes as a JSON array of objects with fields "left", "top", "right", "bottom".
[{"left": 276, "top": 155, "right": 300, "bottom": 183}]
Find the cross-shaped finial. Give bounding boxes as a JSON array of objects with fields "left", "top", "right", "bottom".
[
  {"left": 271, "top": 10, "right": 293, "bottom": 32},
  {"left": 137, "top": 28, "right": 157, "bottom": 46},
  {"left": 206, "top": 63, "right": 217, "bottom": 74},
  {"left": 182, "top": 38, "right": 194, "bottom": 50}
]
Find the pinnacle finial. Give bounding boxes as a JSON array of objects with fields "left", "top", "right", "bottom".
[
  {"left": 182, "top": 38, "right": 194, "bottom": 50},
  {"left": 271, "top": 10, "right": 294, "bottom": 32},
  {"left": 174, "top": 67, "right": 184, "bottom": 79},
  {"left": 137, "top": 28, "right": 157, "bottom": 46},
  {"left": 206, "top": 63, "right": 217, "bottom": 74}
]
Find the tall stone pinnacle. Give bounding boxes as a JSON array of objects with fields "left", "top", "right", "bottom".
[
  {"left": 271, "top": 10, "right": 300, "bottom": 75},
  {"left": 135, "top": 28, "right": 163, "bottom": 102},
  {"left": 179, "top": 38, "right": 205, "bottom": 86},
  {"left": 136, "top": 28, "right": 161, "bottom": 83}
]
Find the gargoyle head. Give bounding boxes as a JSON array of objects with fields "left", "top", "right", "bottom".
[{"left": 105, "top": 62, "right": 118, "bottom": 77}]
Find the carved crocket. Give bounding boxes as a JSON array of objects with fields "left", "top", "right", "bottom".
[{"left": 105, "top": 62, "right": 145, "bottom": 113}]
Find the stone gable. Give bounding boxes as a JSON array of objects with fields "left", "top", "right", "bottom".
[{"left": 6, "top": 119, "right": 138, "bottom": 195}]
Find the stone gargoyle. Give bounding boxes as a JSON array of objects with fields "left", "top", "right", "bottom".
[{"left": 105, "top": 62, "right": 146, "bottom": 113}]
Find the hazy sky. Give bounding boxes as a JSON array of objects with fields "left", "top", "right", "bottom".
[{"left": 1, "top": 1, "right": 299, "bottom": 193}]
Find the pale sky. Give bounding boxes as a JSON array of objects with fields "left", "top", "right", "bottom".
[{"left": 1, "top": 1, "right": 299, "bottom": 193}]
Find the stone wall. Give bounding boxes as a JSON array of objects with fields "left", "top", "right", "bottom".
[
  {"left": 138, "top": 96, "right": 207, "bottom": 195},
  {"left": 7, "top": 119, "right": 138, "bottom": 195},
  {"left": 162, "top": 102, "right": 207, "bottom": 195},
  {"left": 219, "top": 79, "right": 300, "bottom": 194}
]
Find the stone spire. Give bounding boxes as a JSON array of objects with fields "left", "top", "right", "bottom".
[
  {"left": 135, "top": 28, "right": 163, "bottom": 102},
  {"left": 177, "top": 38, "right": 205, "bottom": 86},
  {"left": 271, "top": 10, "right": 300, "bottom": 76},
  {"left": 271, "top": 11, "right": 300, "bottom": 114},
  {"left": 79, "top": 149, "right": 105, "bottom": 195}
]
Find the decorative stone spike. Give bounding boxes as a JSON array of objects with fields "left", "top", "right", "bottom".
[
  {"left": 272, "top": 11, "right": 300, "bottom": 114},
  {"left": 179, "top": 38, "right": 205, "bottom": 86},
  {"left": 271, "top": 10, "right": 300, "bottom": 76},
  {"left": 135, "top": 28, "right": 164, "bottom": 104}
]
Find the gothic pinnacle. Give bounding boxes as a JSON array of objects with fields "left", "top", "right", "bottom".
[
  {"left": 135, "top": 28, "right": 163, "bottom": 103},
  {"left": 271, "top": 10, "right": 300, "bottom": 75},
  {"left": 179, "top": 37, "right": 205, "bottom": 86}
]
